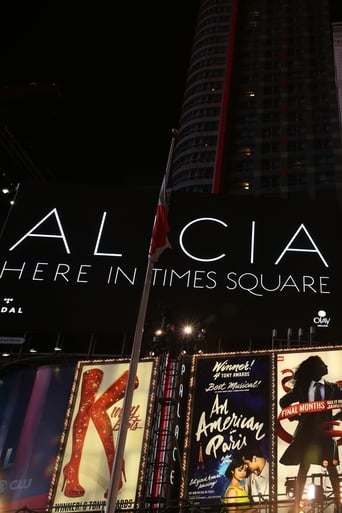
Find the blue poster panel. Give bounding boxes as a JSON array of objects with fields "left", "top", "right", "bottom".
[
  {"left": 183, "top": 353, "right": 271, "bottom": 505},
  {"left": 277, "top": 349, "right": 342, "bottom": 507},
  {"left": 0, "top": 364, "right": 76, "bottom": 511}
]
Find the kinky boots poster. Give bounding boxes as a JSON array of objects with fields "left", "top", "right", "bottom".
[
  {"left": 49, "top": 360, "right": 155, "bottom": 511},
  {"left": 182, "top": 353, "right": 271, "bottom": 505}
]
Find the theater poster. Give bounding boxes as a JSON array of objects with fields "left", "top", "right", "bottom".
[
  {"left": 277, "top": 348, "right": 342, "bottom": 499},
  {"left": 182, "top": 353, "right": 271, "bottom": 503},
  {"left": 49, "top": 359, "right": 155, "bottom": 511}
]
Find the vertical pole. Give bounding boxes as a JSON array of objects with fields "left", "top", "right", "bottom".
[
  {"left": 271, "top": 328, "right": 277, "bottom": 350},
  {"left": 105, "top": 259, "right": 154, "bottom": 513},
  {"left": 105, "top": 129, "right": 176, "bottom": 513}
]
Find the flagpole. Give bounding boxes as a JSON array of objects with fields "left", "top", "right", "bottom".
[{"left": 105, "top": 129, "right": 177, "bottom": 513}]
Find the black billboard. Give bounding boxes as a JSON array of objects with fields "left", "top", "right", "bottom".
[
  {"left": 0, "top": 182, "right": 157, "bottom": 336},
  {"left": 156, "top": 192, "right": 342, "bottom": 349},
  {"left": 0, "top": 182, "right": 341, "bottom": 351}
]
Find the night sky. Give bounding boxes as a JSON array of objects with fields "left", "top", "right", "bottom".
[
  {"left": 0, "top": 2, "right": 200, "bottom": 189},
  {"left": 0, "top": 1, "right": 341, "bottom": 191}
]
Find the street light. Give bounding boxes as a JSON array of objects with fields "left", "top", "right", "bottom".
[
  {"left": 182, "top": 325, "right": 193, "bottom": 336},
  {"left": 147, "top": 321, "right": 206, "bottom": 356},
  {"left": 285, "top": 477, "right": 296, "bottom": 498},
  {"left": 179, "top": 323, "right": 207, "bottom": 352}
]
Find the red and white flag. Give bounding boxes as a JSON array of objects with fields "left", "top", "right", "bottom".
[{"left": 148, "top": 174, "right": 171, "bottom": 262}]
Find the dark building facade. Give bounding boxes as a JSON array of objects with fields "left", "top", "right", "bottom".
[{"left": 170, "top": 0, "right": 342, "bottom": 204}]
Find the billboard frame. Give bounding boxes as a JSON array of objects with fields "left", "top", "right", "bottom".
[
  {"left": 180, "top": 345, "right": 342, "bottom": 513},
  {"left": 47, "top": 357, "right": 159, "bottom": 512}
]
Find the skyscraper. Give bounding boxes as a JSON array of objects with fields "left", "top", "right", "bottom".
[
  {"left": 333, "top": 22, "right": 342, "bottom": 131},
  {"left": 170, "top": 0, "right": 342, "bottom": 204}
]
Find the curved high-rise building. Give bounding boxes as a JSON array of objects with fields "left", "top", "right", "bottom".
[
  {"left": 170, "top": 0, "right": 342, "bottom": 203},
  {"left": 333, "top": 22, "right": 342, "bottom": 132}
]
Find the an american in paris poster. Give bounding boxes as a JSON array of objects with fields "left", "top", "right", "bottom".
[
  {"left": 184, "top": 354, "right": 270, "bottom": 503},
  {"left": 50, "top": 360, "right": 154, "bottom": 511},
  {"left": 277, "top": 349, "right": 342, "bottom": 500}
]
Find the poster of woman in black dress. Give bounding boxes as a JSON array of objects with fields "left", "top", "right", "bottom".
[{"left": 277, "top": 351, "right": 342, "bottom": 510}]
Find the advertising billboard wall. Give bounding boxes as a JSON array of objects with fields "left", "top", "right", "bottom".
[
  {"left": 182, "top": 353, "right": 271, "bottom": 504},
  {"left": 0, "top": 183, "right": 341, "bottom": 350},
  {"left": 2, "top": 347, "right": 342, "bottom": 510}
]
